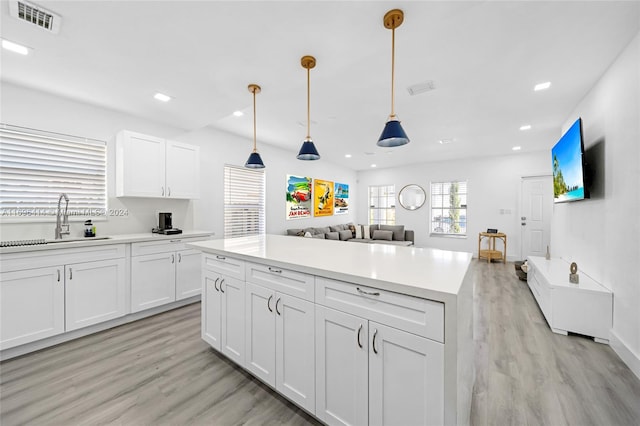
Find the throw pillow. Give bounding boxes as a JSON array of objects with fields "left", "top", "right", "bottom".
[
  {"left": 362, "top": 225, "right": 371, "bottom": 240},
  {"left": 329, "top": 225, "right": 342, "bottom": 232},
  {"left": 348, "top": 224, "right": 357, "bottom": 237},
  {"left": 326, "top": 231, "right": 340, "bottom": 240},
  {"left": 372, "top": 230, "right": 393, "bottom": 241},
  {"left": 287, "top": 228, "right": 304, "bottom": 236},
  {"left": 338, "top": 230, "right": 353, "bottom": 241},
  {"left": 304, "top": 231, "right": 312, "bottom": 238},
  {"left": 355, "top": 225, "right": 363, "bottom": 239},
  {"left": 296, "top": 230, "right": 306, "bottom": 237},
  {"left": 380, "top": 224, "right": 405, "bottom": 241}
]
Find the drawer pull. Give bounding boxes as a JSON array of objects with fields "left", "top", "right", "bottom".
[
  {"left": 69, "top": 268, "right": 73, "bottom": 280},
  {"left": 268, "top": 267, "right": 282, "bottom": 273},
  {"left": 214, "top": 278, "right": 220, "bottom": 292},
  {"left": 170, "top": 239, "right": 182, "bottom": 243},
  {"left": 57, "top": 269, "right": 61, "bottom": 282},
  {"left": 216, "top": 255, "right": 226, "bottom": 260},
  {"left": 275, "top": 298, "right": 281, "bottom": 315},
  {"left": 372, "top": 329, "right": 378, "bottom": 354},
  {"left": 267, "top": 295, "right": 273, "bottom": 312},
  {"left": 220, "top": 278, "right": 225, "bottom": 293},
  {"left": 357, "top": 324, "right": 363, "bottom": 348},
  {"left": 357, "top": 287, "right": 380, "bottom": 296}
]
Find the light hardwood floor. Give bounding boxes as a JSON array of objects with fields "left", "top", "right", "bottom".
[{"left": 1, "top": 261, "right": 639, "bottom": 425}]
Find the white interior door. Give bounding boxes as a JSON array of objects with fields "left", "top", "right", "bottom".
[{"left": 520, "top": 176, "right": 553, "bottom": 259}]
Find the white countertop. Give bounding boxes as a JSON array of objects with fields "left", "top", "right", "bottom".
[
  {"left": 528, "top": 256, "right": 611, "bottom": 293},
  {"left": 0, "top": 230, "right": 214, "bottom": 255},
  {"left": 188, "top": 235, "right": 473, "bottom": 303}
]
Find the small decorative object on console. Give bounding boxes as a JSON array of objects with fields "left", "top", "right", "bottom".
[
  {"left": 569, "top": 262, "right": 579, "bottom": 284},
  {"left": 545, "top": 245, "right": 551, "bottom": 260},
  {"left": 486, "top": 228, "right": 498, "bottom": 233}
]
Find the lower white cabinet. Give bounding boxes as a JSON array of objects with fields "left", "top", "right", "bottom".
[
  {"left": 202, "top": 269, "right": 245, "bottom": 365},
  {"left": 245, "top": 282, "right": 315, "bottom": 412},
  {"left": 0, "top": 266, "right": 65, "bottom": 350},
  {"left": 175, "top": 249, "right": 202, "bottom": 300},
  {"left": 65, "top": 258, "right": 126, "bottom": 331},
  {"left": 315, "top": 306, "right": 444, "bottom": 426}
]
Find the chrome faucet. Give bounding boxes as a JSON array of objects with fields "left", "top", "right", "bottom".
[{"left": 55, "top": 193, "right": 70, "bottom": 240}]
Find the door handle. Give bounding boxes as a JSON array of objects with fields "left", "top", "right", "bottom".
[
  {"left": 267, "top": 295, "right": 273, "bottom": 312},
  {"left": 161, "top": 187, "right": 165, "bottom": 196},
  {"left": 521, "top": 223, "right": 526, "bottom": 226},
  {"left": 178, "top": 253, "right": 182, "bottom": 262},
  {"left": 357, "top": 324, "right": 363, "bottom": 348},
  {"left": 214, "top": 277, "right": 219, "bottom": 291},
  {"left": 220, "top": 278, "right": 225, "bottom": 293},
  {"left": 275, "top": 298, "right": 281, "bottom": 315},
  {"left": 521, "top": 216, "right": 526, "bottom": 220},
  {"left": 171, "top": 254, "right": 175, "bottom": 263},
  {"left": 57, "top": 269, "right": 61, "bottom": 282},
  {"left": 372, "top": 329, "right": 378, "bottom": 354},
  {"left": 69, "top": 267, "right": 73, "bottom": 280},
  {"left": 168, "top": 187, "right": 171, "bottom": 197}
]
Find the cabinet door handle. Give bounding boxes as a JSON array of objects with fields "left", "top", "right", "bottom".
[
  {"left": 178, "top": 253, "right": 182, "bottom": 263},
  {"left": 275, "top": 298, "right": 281, "bottom": 315},
  {"left": 372, "top": 329, "right": 378, "bottom": 354},
  {"left": 69, "top": 268, "right": 73, "bottom": 280},
  {"left": 268, "top": 267, "right": 282, "bottom": 273},
  {"left": 357, "top": 324, "right": 363, "bottom": 348},
  {"left": 357, "top": 287, "right": 380, "bottom": 296},
  {"left": 267, "top": 295, "right": 273, "bottom": 312},
  {"left": 171, "top": 254, "right": 175, "bottom": 264},
  {"left": 216, "top": 255, "right": 226, "bottom": 260},
  {"left": 168, "top": 187, "right": 171, "bottom": 197},
  {"left": 57, "top": 269, "right": 61, "bottom": 282},
  {"left": 220, "top": 278, "right": 225, "bottom": 293},
  {"left": 214, "top": 277, "right": 219, "bottom": 291},
  {"left": 161, "top": 186, "right": 165, "bottom": 196}
]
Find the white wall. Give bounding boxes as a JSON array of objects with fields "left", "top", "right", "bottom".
[
  {"left": 356, "top": 151, "right": 549, "bottom": 259},
  {"left": 0, "top": 82, "right": 357, "bottom": 241},
  {"left": 550, "top": 33, "right": 640, "bottom": 377}
]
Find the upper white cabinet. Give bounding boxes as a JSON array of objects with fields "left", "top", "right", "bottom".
[{"left": 116, "top": 130, "right": 200, "bottom": 199}]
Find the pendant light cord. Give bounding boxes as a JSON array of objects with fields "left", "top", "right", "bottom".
[
  {"left": 307, "top": 66, "right": 311, "bottom": 139},
  {"left": 390, "top": 26, "right": 396, "bottom": 118},
  {"left": 252, "top": 89, "right": 257, "bottom": 152}
]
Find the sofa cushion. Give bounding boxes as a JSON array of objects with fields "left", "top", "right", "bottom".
[
  {"left": 312, "top": 233, "right": 326, "bottom": 239},
  {"left": 347, "top": 238, "right": 370, "bottom": 244},
  {"left": 326, "top": 231, "right": 339, "bottom": 240},
  {"left": 369, "top": 224, "right": 380, "bottom": 238},
  {"left": 380, "top": 224, "right": 405, "bottom": 241},
  {"left": 313, "top": 226, "right": 331, "bottom": 235},
  {"left": 372, "top": 230, "right": 393, "bottom": 241},
  {"left": 338, "top": 230, "right": 353, "bottom": 241},
  {"left": 329, "top": 224, "right": 348, "bottom": 232},
  {"left": 354, "top": 225, "right": 363, "bottom": 239}
]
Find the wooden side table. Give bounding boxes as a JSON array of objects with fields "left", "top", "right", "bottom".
[{"left": 478, "top": 232, "right": 507, "bottom": 263}]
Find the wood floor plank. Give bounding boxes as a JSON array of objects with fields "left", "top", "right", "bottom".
[{"left": 1, "top": 260, "right": 639, "bottom": 426}]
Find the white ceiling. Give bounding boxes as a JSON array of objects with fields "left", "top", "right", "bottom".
[{"left": 1, "top": 1, "right": 639, "bottom": 171}]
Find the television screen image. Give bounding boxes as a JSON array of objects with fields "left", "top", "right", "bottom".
[{"left": 552, "top": 118, "right": 587, "bottom": 203}]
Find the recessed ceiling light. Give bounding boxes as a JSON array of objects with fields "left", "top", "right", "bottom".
[
  {"left": 534, "top": 82, "right": 551, "bottom": 91},
  {"left": 438, "top": 139, "right": 452, "bottom": 145},
  {"left": 519, "top": 125, "right": 532, "bottom": 131},
  {"left": 2, "top": 39, "right": 29, "bottom": 55},
  {"left": 345, "top": 154, "right": 352, "bottom": 158},
  {"left": 512, "top": 146, "right": 522, "bottom": 151},
  {"left": 154, "top": 93, "right": 171, "bottom": 102},
  {"left": 371, "top": 164, "right": 377, "bottom": 168},
  {"left": 233, "top": 111, "right": 244, "bottom": 117}
]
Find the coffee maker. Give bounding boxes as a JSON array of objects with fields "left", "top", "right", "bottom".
[{"left": 153, "top": 212, "right": 182, "bottom": 235}]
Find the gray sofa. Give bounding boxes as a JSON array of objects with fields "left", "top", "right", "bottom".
[{"left": 286, "top": 223, "right": 414, "bottom": 246}]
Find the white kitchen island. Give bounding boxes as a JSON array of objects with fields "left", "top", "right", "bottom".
[{"left": 188, "top": 235, "right": 475, "bottom": 426}]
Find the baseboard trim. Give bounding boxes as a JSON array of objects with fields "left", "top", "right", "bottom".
[
  {"left": 609, "top": 329, "right": 640, "bottom": 381},
  {"left": 0, "top": 296, "right": 200, "bottom": 361}
]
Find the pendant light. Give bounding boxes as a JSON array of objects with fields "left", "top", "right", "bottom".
[
  {"left": 245, "top": 83, "right": 265, "bottom": 168},
  {"left": 297, "top": 55, "right": 320, "bottom": 160},
  {"left": 377, "top": 9, "right": 410, "bottom": 147}
]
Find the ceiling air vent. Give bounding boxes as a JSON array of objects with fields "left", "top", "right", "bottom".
[
  {"left": 9, "top": 0, "right": 62, "bottom": 34},
  {"left": 407, "top": 80, "right": 436, "bottom": 96}
]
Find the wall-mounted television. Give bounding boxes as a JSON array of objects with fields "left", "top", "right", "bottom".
[{"left": 552, "top": 117, "right": 589, "bottom": 203}]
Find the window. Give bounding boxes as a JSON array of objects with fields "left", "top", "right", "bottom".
[
  {"left": 430, "top": 181, "right": 467, "bottom": 236},
  {"left": 224, "top": 164, "right": 265, "bottom": 238},
  {"left": 0, "top": 124, "right": 107, "bottom": 220},
  {"left": 369, "top": 184, "right": 395, "bottom": 225}
]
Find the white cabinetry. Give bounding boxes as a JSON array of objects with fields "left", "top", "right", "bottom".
[
  {"left": 131, "top": 238, "right": 207, "bottom": 313},
  {"left": 527, "top": 256, "right": 613, "bottom": 343},
  {"left": 202, "top": 254, "right": 246, "bottom": 365},
  {"left": 0, "top": 267, "right": 65, "bottom": 349},
  {"left": 116, "top": 130, "right": 200, "bottom": 199},
  {"left": 245, "top": 281, "right": 315, "bottom": 413},
  {"left": 0, "top": 245, "right": 127, "bottom": 350},
  {"left": 315, "top": 285, "right": 445, "bottom": 426}
]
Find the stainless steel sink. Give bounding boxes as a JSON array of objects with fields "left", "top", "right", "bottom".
[{"left": 46, "top": 236, "right": 111, "bottom": 244}]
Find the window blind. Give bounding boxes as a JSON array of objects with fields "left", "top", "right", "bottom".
[
  {"left": 224, "top": 164, "right": 265, "bottom": 238},
  {"left": 0, "top": 124, "right": 107, "bottom": 219}
]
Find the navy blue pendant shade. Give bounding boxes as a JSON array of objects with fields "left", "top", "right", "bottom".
[
  {"left": 377, "top": 118, "right": 409, "bottom": 147},
  {"left": 296, "top": 138, "right": 320, "bottom": 160},
  {"left": 245, "top": 151, "right": 265, "bottom": 168}
]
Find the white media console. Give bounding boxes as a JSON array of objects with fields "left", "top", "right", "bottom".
[{"left": 526, "top": 256, "right": 612, "bottom": 343}]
